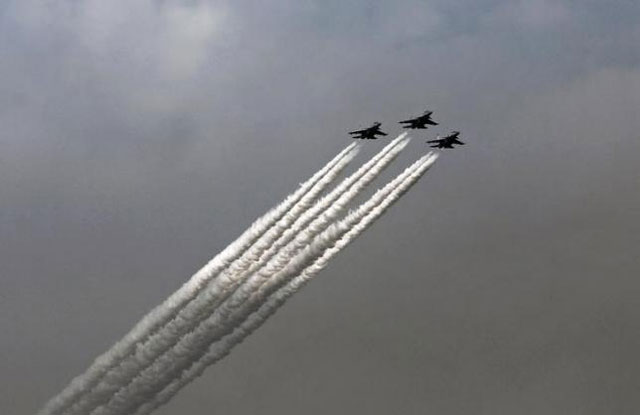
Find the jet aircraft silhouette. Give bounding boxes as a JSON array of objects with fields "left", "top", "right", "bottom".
[
  {"left": 427, "top": 131, "right": 464, "bottom": 149},
  {"left": 348, "top": 122, "right": 388, "bottom": 140},
  {"left": 399, "top": 111, "right": 438, "bottom": 129}
]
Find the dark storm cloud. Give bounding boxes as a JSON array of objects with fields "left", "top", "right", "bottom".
[{"left": 1, "top": 1, "right": 638, "bottom": 414}]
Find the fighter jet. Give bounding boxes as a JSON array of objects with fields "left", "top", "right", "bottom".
[
  {"left": 348, "top": 122, "right": 388, "bottom": 139},
  {"left": 427, "top": 131, "right": 465, "bottom": 149},
  {"left": 399, "top": 111, "right": 439, "bottom": 129}
]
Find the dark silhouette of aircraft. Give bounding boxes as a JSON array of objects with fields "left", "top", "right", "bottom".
[
  {"left": 399, "top": 111, "right": 439, "bottom": 129},
  {"left": 348, "top": 122, "right": 388, "bottom": 139},
  {"left": 427, "top": 131, "right": 464, "bottom": 149}
]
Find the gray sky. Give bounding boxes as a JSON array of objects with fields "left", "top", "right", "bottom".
[{"left": 1, "top": 1, "right": 639, "bottom": 414}]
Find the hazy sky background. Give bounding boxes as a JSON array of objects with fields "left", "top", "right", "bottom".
[{"left": 1, "top": 1, "right": 639, "bottom": 414}]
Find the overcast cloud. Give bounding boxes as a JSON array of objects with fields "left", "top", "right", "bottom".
[{"left": 1, "top": 1, "right": 639, "bottom": 414}]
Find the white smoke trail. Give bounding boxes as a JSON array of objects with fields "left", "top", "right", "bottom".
[
  {"left": 95, "top": 152, "right": 438, "bottom": 415},
  {"left": 68, "top": 135, "right": 408, "bottom": 415},
  {"left": 60, "top": 145, "right": 359, "bottom": 415},
  {"left": 38, "top": 143, "right": 358, "bottom": 415},
  {"left": 213, "top": 134, "right": 408, "bottom": 290},
  {"left": 133, "top": 152, "right": 438, "bottom": 415}
]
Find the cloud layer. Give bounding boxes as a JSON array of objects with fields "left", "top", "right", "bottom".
[{"left": 1, "top": 1, "right": 639, "bottom": 414}]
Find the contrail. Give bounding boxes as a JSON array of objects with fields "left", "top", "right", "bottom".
[
  {"left": 134, "top": 153, "right": 438, "bottom": 415},
  {"left": 38, "top": 143, "right": 358, "bottom": 415},
  {"left": 67, "top": 135, "right": 408, "bottom": 415},
  {"left": 216, "top": 134, "right": 408, "bottom": 285},
  {"left": 133, "top": 152, "right": 439, "bottom": 415},
  {"left": 94, "top": 152, "right": 438, "bottom": 415}
]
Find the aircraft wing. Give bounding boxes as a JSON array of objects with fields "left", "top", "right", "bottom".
[
  {"left": 426, "top": 139, "right": 442, "bottom": 143},
  {"left": 399, "top": 118, "right": 416, "bottom": 123},
  {"left": 349, "top": 129, "right": 366, "bottom": 135},
  {"left": 452, "top": 139, "right": 465, "bottom": 145}
]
